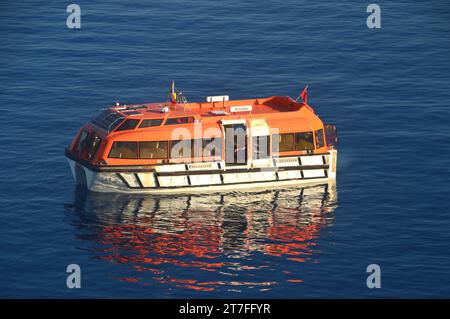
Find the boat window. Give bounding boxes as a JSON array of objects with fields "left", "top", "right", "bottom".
[
  {"left": 139, "top": 119, "right": 163, "bottom": 128},
  {"left": 324, "top": 124, "right": 338, "bottom": 146},
  {"left": 202, "top": 138, "right": 222, "bottom": 157},
  {"left": 165, "top": 117, "right": 195, "bottom": 126},
  {"left": 170, "top": 139, "right": 195, "bottom": 158},
  {"left": 252, "top": 136, "right": 270, "bottom": 159},
  {"left": 315, "top": 129, "right": 325, "bottom": 148},
  {"left": 139, "top": 141, "right": 168, "bottom": 159},
  {"left": 115, "top": 119, "right": 140, "bottom": 132},
  {"left": 272, "top": 133, "right": 295, "bottom": 152},
  {"left": 91, "top": 110, "right": 125, "bottom": 131},
  {"left": 89, "top": 136, "right": 102, "bottom": 159},
  {"left": 108, "top": 142, "right": 138, "bottom": 159},
  {"left": 76, "top": 130, "right": 90, "bottom": 153},
  {"left": 295, "top": 132, "right": 314, "bottom": 150}
]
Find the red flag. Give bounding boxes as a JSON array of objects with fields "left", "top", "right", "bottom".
[{"left": 300, "top": 85, "right": 308, "bottom": 104}]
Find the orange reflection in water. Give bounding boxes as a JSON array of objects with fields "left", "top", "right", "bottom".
[{"left": 70, "top": 184, "right": 337, "bottom": 292}]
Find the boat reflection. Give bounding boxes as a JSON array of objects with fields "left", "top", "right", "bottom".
[{"left": 68, "top": 183, "right": 338, "bottom": 292}]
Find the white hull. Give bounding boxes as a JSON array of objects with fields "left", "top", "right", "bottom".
[{"left": 67, "top": 150, "right": 337, "bottom": 194}]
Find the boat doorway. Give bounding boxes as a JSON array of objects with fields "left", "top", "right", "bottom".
[{"left": 223, "top": 122, "right": 248, "bottom": 166}]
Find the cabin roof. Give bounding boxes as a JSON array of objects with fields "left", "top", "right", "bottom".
[
  {"left": 112, "top": 96, "right": 313, "bottom": 121},
  {"left": 88, "top": 95, "right": 324, "bottom": 138}
]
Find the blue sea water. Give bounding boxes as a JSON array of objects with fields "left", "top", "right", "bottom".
[{"left": 1, "top": 0, "right": 450, "bottom": 298}]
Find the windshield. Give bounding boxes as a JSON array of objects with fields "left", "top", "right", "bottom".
[{"left": 91, "top": 110, "right": 125, "bottom": 132}]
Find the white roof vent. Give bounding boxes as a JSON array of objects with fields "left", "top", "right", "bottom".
[{"left": 206, "top": 95, "right": 229, "bottom": 102}]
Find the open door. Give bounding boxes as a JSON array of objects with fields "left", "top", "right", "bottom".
[
  {"left": 324, "top": 124, "right": 338, "bottom": 147},
  {"left": 223, "top": 122, "right": 248, "bottom": 166}
]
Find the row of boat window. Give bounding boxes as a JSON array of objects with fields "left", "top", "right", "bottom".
[
  {"left": 108, "top": 130, "right": 325, "bottom": 159},
  {"left": 91, "top": 108, "right": 196, "bottom": 132},
  {"left": 111, "top": 119, "right": 326, "bottom": 156},
  {"left": 109, "top": 138, "right": 221, "bottom": 159},
  {"left": 115, "top": 117, "right": 194, "bottom": 132}
]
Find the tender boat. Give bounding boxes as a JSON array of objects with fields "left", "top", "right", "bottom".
[{"left": 65, "top": 82, "right": 338, "bottom": 194}]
